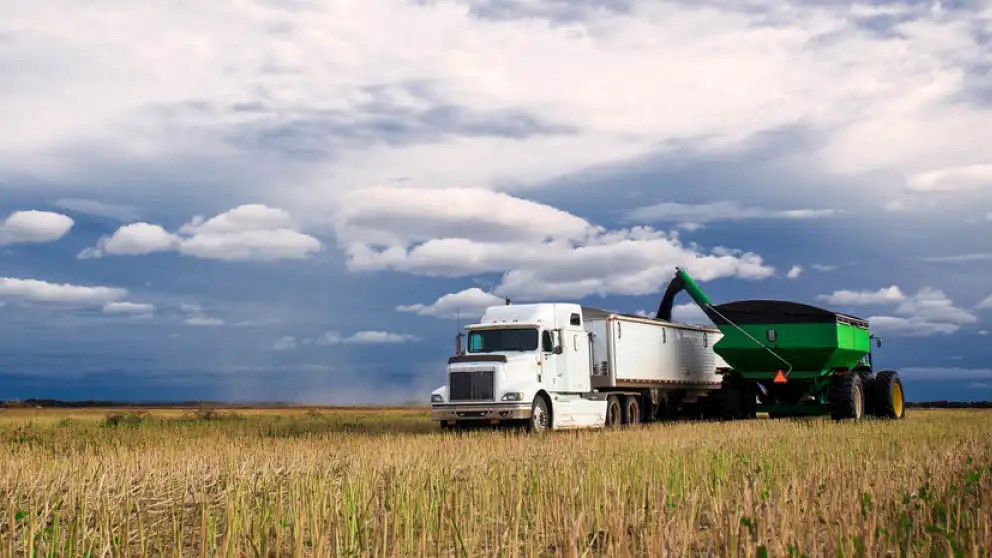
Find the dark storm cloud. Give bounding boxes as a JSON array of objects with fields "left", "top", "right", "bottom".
[
  {"left": 147, "top": 80, "right": 576, "bottom": 160},
  {"left": 218, "top": 83, "right": 577, "bottom": 160}
]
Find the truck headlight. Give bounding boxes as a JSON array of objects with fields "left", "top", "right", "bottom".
[
  {"left": 501, "top": 392, "right": 524, "bottom": 402},
  {"left": 431, "top": 394, "right": 444, "bottom": 403}
]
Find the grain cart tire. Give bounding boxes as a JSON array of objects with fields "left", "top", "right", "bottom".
[
  {"left": 828, "top": 372, "right": 866, "bottom": 420},
  {"left": 741, "top": 382, "right": 757, "bottom": 419},
  {"left": 622, "top": 395, "right": 641, "bottom": 427},
  {"left": 855, "top": 367, "right": 875, "bottom": 416},
  {"left": 718, "top": 374, "right": 744, "bottom": 420},
  {"left": 605, "top": 395, "right": 623, "bottom": 428},
  {"left": 528, "top": 396, "right": 551, "bottom": 433},
  {"left": 872, "top": 370, "right": 906, "bottom": 420}
]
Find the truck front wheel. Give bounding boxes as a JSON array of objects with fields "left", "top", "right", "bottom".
[{"left": 529, "top": 396, "right": 550, "bottom": 433}]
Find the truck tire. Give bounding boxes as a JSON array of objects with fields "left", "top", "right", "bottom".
[
  {"left": 718, "top": 374, "right": 744, "bottom": 420},
  {"left": 872, "top": 370, "right": 905, "bottom": 420},
  {"left": 605, "top": 395, "right": 622, "bottom": 428},
  {"left": 828, "top": 372, "right": 866, "bottom": 420},
  {"left": 528, "top": 396, "right": 551, "bottom": 433},
  {"left": 622, "top": 395, "right": 640, "bottom": 427}
]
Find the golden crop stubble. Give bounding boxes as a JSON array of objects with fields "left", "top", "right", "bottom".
[{"left": 0, "top": 409, "right": 989, "bottom": 556}]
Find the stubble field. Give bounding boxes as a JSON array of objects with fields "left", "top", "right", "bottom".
[{"left": 0, "top": 407, "right": 989, "bottom": 557}]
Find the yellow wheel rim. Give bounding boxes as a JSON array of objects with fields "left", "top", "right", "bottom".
[{"left": 892, "top": 381, "right": 904, "bottom": 418}]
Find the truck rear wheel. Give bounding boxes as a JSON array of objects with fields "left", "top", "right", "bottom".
[
  {"left": 528, "top": 396, "right": 550, "bottom": 433},
  {"left": 828, "top": 372, "right": 866, "bottom": 420},
  {"left": 872, "top": 370, "right": 905, "bottom": 419},
  {"left": 605, "top": 395, "right": 622, "bottom": 428},
  {"left": 622, "top": 395, "right": 640, "bottom": 427}
]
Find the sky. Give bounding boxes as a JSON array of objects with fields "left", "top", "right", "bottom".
[{"left": 0, "top": 0, "right": 990, "bottom": 403}]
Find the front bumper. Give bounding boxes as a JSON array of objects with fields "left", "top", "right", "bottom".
[{"left": 431, "top": 402, "right": 531, "bottom": 422}]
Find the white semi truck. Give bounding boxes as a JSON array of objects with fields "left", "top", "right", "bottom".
[{"left": 430, "top": 303, "right": 728, "bottom": 431}]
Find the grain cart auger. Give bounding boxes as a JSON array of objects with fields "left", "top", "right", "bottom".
[{"left": 657, "top": 268, "right": 905, "bottom": 421}]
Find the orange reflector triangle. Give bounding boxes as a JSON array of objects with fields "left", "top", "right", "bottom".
[{"left": 773, "top": 370, "right": 788, "bottom": 384}]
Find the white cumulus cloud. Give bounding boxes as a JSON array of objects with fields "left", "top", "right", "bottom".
[
  {"left": 628, "top": 201, "right": 836, "bottom": 227},
  {"left": 307, "top": 330, "right": 418, "bottom": 345},
  {"left": 79, "top": 205, "right": 322, "bottom": 261},
  {"left": 786, "top": 265, "right": 803, "bottom": 279},
  {"left": 337, "top": 187, "right": 773, "bottom": 300},
  {"left": 864, "top": 287, "right": 976, "bottom": 337},
  {"left": 907, "top": 163, "right": 992, "bottom": 192},
  {"left": 272, "top": 336, "right": 298, "bottom": 351},
  {"left": 102, "top": 301, "right": 155, "bottom": 318},
  {"left": 818, "top": 286, "right": 906, "bottom": 305},
  {"left": 181, "top": 303, "right": 225, "bottom": 327},
  {"left": 0, "top": 210, "right": 74, "bottom": 245},
  {"left": 345, "top": 331, "right": 420, "bottom": 344},
  {"left": 0, "top": 277, "right": 126, "bottom": 305},
  {"left": 79, "top": 222, "right": 178, "bottom": 259},
  {"left": 977, "top": 294, "right": 992, "bottom": 310},
  {"left": 894, "top": 287, "right": 977, "bottom": 326},
  {"left": 336, "top": 186, "right": 594, "bottom": 246},
  {"left": 397, "top": 288, "right": 506, "bottom": 319},
  {"left": 821, "top": 284, "right": 975, "bottom": 337}
]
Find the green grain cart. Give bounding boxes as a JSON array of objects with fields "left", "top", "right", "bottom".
[{"left": 657, "top": 269, "right": 905, "bottom": 421}]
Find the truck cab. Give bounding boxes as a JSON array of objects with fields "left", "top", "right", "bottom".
[{"left": 430, "top": 303, "right": 606, "bottom": 431}]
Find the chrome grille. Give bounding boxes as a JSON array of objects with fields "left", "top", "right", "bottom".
[{"left": 449, "top": 370, "right": 494, "bottom": 401}]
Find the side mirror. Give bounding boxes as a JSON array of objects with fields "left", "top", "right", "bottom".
[
  {"left": 554, "top": 345, "right": 563, "bottom": 355},
  {"left": 455, "top": 333, "right": 465, "bottom": 356},
  {"left": 876, "top": 338, "right": 883, "bottom": 349}
]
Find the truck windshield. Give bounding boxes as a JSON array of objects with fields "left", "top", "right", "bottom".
[{"left": 467, "top": 328, "right": 539, "bottom": 353}]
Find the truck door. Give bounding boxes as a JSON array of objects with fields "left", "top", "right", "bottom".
[
  {"left": 565, "top": 313, "right": 591, "bottom": 392},
  {"left": 541, "top": 329, "right": 560, "bottom": 389},
  {"left": 565, "top": 329, "right": 591, "bottom": 392}
]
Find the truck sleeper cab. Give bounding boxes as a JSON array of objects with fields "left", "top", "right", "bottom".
[{"left": 430, "top": 303, "right": 726, "bottom": 431}]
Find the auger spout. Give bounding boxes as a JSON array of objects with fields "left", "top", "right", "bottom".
[{"left": 656, "top": 268, "right": 714, "bottom": 322}]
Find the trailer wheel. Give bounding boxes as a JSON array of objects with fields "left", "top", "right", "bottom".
[
  {"left": 872, "top": 370, "right": 905, "bottom": 420},
  {"left": 605, "top": 395, "right": 622, "bottom": 428},
  {"left": 622, "top": 396, "right": 640, "bottom": 427},
  {"left": 528, "top": 396, "right": 551, "bottom": 433},
  {"left": 828, "top": 372, "right": 866, "bottom": 420}
]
